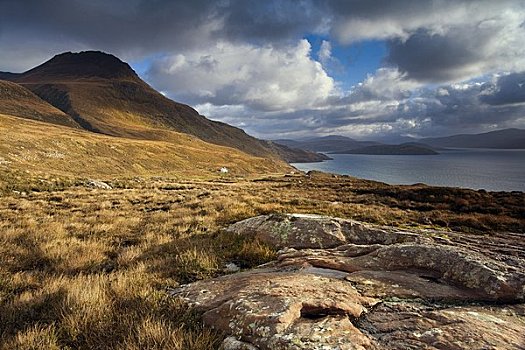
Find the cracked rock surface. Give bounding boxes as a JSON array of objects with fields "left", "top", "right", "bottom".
[{"left": 172, "top": 214, "right": 525, "bottom": 349}]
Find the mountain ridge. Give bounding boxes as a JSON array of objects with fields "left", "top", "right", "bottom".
[
  {"left": 419, "top": 128, "right": 525, "bottom": 149},
  {"left": 274, "top": 136, "right": 379, "bottom": 153},
  {"left": 275, "top": 128, "right": 525, "bottom": 155},
  {"left": 0, "top": 80, "right": 80, "bottom": 128},
  {"left": 332, "top": 143, "right": 439, "bottom": 155}
]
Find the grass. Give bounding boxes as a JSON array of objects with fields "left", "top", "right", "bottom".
[
  {"left": 0, "top": 113, "right": 289, "bottom": 178},
  {"left": 0, "top": 169, "right": 523, "bottom": 349}
]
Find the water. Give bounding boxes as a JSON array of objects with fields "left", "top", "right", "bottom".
[{"left": 292, "top": 149, "right": 525, "bottom": 192}]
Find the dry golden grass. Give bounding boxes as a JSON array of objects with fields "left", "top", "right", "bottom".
[
  {"left": 0, "top": 169, "right": 523, "bottom": 349},
  {"left": 0, "top": 113, "right": 289, "bottom": 178}
]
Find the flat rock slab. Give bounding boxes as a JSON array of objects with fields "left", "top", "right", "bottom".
[
  {"left": 173, "top": 269, "right": 380, "bottom": 350},
  {"left": 276, "top": 243, "right": 525, "bottom": 302},
  {"left": 172, "top": 214, "right": 525, "bottom": 349},
  {"left": 359, "top": 302, "right": 525, "bottom": 349},
  {"left": 226, "top": 213, "right": 427, "bottom": 249}
]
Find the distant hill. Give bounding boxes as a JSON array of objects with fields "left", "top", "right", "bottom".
[
  {"left": 333, "top": 143, "right": 439, "bottom": 155},
  {"left": 276, "top": 128, "right": 525, "bottom": 156},
  {"left": 1, "top": 51, "right": 321, "bottom": 162},
  {"left": 274, "top": 135, "right": 379, "bottom": 153},
  {"left": 420, "top": 129, "right": 525, "bottom": 149},
  {"left": 264, "top": 142, "right": 331, "bottom": 163}
]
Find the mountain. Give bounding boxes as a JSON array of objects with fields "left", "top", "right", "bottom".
[
  {"left": 274, "top": 135, "right": 379, "bottom": 153},
  {"left": 332, "top": 143, "right": 439, "bottom": 155},
  {"left": 1, "top": 51, "right": 322, "bottom": 162},
  {"left": 419, "top": 128, "right": 525, "bottom": 149}
]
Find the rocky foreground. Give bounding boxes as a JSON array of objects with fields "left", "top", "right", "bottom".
[{"left": 172, "top": 214, "right": 525, "bottom": 350}]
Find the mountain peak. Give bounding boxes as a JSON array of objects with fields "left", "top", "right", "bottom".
[{"left": 21, "top": 51, "right": 139, "bottom": 81}]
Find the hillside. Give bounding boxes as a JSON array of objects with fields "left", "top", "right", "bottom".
[
  {"left": 264, "top": 141, "right": 331, "bottom": 163},
  {"left": 333, "top": 143, "right": 439, "bottom": 155},
  {"left": 420, "top": 128, "right": 525, "bottom": 149},
  {"left": 1, "top": 51, "right": 321, "bottom": 161},
  {"left": 0, "top": 113, "right": 289, "bottom": 177},
  {"left": 0, "top": 80, "right": 79, "bottom": 128}
]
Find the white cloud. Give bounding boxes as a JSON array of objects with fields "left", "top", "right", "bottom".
[
  {"left": 353, "top": 68, "right": 422, "bottom": 101},
  {"left": 199, "top": 68, "right": 525, "bottom": 140},
  {"left": 318, "top": 40, "right": 332, "bottom": 65},
  {"left": 147, "top": 39, "right": 335, "bottom": 112}
]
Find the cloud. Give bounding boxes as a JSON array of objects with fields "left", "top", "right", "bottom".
[
  {"left": 2, "top": 0, "right": 524, "bottom": 85},
  {"left": 385, "top": 17, "right": 525, "bottom": 82},
  {"left": 218, "top": 0, "right": 328, "bottom": 43},
  {"left": 0, "top": 0, "right": 327, "bottom": 72},
  {"left": 205, "top": 69, "right": 525, "bottom": 140},
  {"left": 327, "top": 0, "right": 523, "bottom": 42},
  {"left": 0, "top": 0, "right": 224, "bottom": 71},
  {"left": 480, "top": 72, "right": 525, "bottom": 106},
  {"left": 147, "top": 40, "right": 335, "bottom": 112},
  {"left": 344, "top": 68, "right": 422, "bottom": 102},
  {"left": 318, "top": 40, "right": 332, "bottom": 65},
  {"left": 327, "top": 0, "right": 525, "bottom": 82}
]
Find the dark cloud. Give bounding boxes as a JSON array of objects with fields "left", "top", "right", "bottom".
[
  {"left": 327, "top": 0, "right": 525, "bottom": 83},
  {"left": 0, "top": 0, "right": 217, "bottom": 58},
  {"left": 220, "top": 0, "right": 326, "bottom": 44},
  {"left": 385, "top": 29, "right": 484, "bottom": 82},
  {"left": 481, "top": 72, "right": 525, "bottom": 105},
  {"left": 1, "top": 0, "right": 524, "bottom": 80},
  {"left": 0, "top": 0, "right": 325, "bottom": 71}
]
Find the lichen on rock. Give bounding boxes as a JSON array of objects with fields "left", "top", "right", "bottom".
[{"left": 173, "top": 214, "right": 525, "bottom": 349}]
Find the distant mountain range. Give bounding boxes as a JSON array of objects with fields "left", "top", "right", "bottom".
[
  {"left": 0, "top": 51, "right": 325, "bottom": 173},
  {"left": 274, "top": 129, "right": 525, "bottom": 156},
  {"left": 274, "top": 135, "right": 379, "bottom": 153},
  {"left": 332, "top": 143, "right": 439, "bottom": 155},
  {"left": 418, "top": 129, "right": 525, "bottom": 149}
]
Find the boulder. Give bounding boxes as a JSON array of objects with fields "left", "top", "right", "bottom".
[
  {"left": 226, "top": 213, "right": 427, "bottom": 250},
  {"left": 173, "top": 268, "right": 380, "bottom": 350},
  {"left": 276, "top": 243, "right": 525, "bottom": 302},
  {"left": 87, "top": 179, "right": 112, "bottom": 189},
  {"left": 173, "top": 214, "right": 525, "bottom": 349},
  {"left": 358, "top": 302, "right": 525, "bottom": 350}
]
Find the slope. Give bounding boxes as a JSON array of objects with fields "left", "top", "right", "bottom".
[
  {"left": 0, "top": 113, "right": 289, "bottom": 177},
  {"left": 0, "top": 80, "right": 79, "bottom": 128}
]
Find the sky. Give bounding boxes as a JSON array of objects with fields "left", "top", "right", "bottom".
[{"left": 1, "top": 0, "right": 525, "bottom": 141}]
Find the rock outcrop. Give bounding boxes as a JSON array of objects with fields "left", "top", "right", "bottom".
[{"left": 172, "top": 214, "right": 525, "bottom": 349}]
